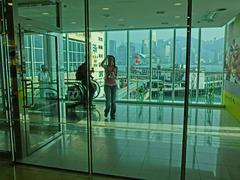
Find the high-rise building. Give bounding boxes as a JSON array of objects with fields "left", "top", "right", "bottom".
[
  {"left": 141, "top": 40, "right": 148, "bottom": 54},
  {"left": 117, "top": 44, "right": 127, "bottom": 65},
  {"left": 109, "top": 40, "right": 117, "bottom": 56},
  {"left": 130, "top": 42, "right": 136, "bottom": 64}
]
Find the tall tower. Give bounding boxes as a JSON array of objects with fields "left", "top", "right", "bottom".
[{"left": 109, "top": 40, "right": 117, "bottom": 56}]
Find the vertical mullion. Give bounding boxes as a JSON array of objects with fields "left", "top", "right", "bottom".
[
  {"left": 221, "top": 25, "right": 227, "bottom": 104},
  {"left": 172, "top": 29, "right": 176, "bottom": 102},
  {"left": 196, "top": 28, "right": 201, "bottom": 103},
  {"left": 181, "top": 0, "right": 192, "bottom": 180},
  {"left": 84, "top": 0, "right": 92, "bottom": 175},
  {"left": 66, "top": 34, "right": 70, "bottom": 81},
  {"left": 127, "top": 31, "right": 130, "bottom": 99},
  {"left": 149, "top": 30, "right": 152, "bottom": 100},
  {"left": 30, "top": 35, "right": 34, "bottom": 79}
]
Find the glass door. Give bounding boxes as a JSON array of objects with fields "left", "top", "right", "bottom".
[
  {"left": 0, "top": 35, "right": 11, "bottom": 153},
  {"left": 18, "top": 29, "right": 61, "bottom": 155}
]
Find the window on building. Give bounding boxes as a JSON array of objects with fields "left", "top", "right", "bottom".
[{"left": 129, "top": 30, "right": 150, "bottom": 101}]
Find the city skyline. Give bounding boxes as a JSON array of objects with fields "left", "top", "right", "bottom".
[{"left": 108, "top": 30, "right": 224, "bottom": 70}]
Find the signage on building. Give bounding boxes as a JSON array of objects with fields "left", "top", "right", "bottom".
[{"left": 92, "top": 44, "right": 97, "bottom": 53}]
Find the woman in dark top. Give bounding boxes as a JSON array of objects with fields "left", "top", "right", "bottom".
[{"left": 101, "top": 55, "right": 118, "bottom": 119}]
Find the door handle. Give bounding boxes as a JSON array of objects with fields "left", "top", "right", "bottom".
[
  {"left": 23, "top": 79, "right": 29, "bottom": 108},
  {"left": 23, "top": 79, "right": 34, "bottom": 108},
  {"left": 30, "top": 80, "right": 34, "bottom": 106}
]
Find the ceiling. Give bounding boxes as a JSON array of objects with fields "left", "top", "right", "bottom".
[{"left": 15, "top": 0, "right": 240, "bottom": 32}]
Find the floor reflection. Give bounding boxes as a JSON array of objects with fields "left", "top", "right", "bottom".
[
  {"left": 0, "top": 121, "right": 10, "bottom": 152},
  {"left": 9, "top": 102, "right": 240, "bottom": 179}
]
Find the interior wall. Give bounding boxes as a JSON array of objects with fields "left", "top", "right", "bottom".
[{"left": 224, "top": 13, "right": 240, "bottom": 121}]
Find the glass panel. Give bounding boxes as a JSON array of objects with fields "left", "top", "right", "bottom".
[
  {"left": 151, "top": 29, "right": 174, "bottom": 102},
  {"left": 34, "top": 35, "right": 43, "bottom": 48},
  {"left": 90, "top": 32, "right": 105, "bottom": 99},
  {"left": 175, "top": 29, "right": 187, "bottom": 102},
  {"left": 189, "top": 28, "right": 199, "bottom": 103},
  {"left": 200, "top": 28, "right": 225, "bottom": 104},
  {"left": 187, "top": 1, "right": 240, "bottom": 180},
  {"left": 0, "top": 35, "right": 10, "bottom": 152},
  {"left": 106, "top": 31, "right": 127, "bottom": 100},
  {"left": 129, "top": 30, "right": 150, "bottom": 101},
  {"left": 34, "top": 49, "right": 43, "bottom": 62},
  {"left": 90, "top": 0, "right": 187, "bottom": 179},
  {"left": 48, "top": 1, "right": 88, "bottom": 171},
  {"left": 17, "top": 32, "right": 61, "bottom": 155},
  {"left": 14, "top": 0, "right": 89, "bottom": 171}
]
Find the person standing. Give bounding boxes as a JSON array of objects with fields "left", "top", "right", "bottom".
[
  {"left": 101, "top": 55, "right": 118, "bottom": 119},
  {"left": 76, "top": 61, "right": 96, "bottom": 108},
  {"left": 38, "top": 64, "right": 50, "bottom": 98}
]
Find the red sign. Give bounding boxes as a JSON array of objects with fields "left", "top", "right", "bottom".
[{"left": 134, "top": 59, "right": 140, "bottom": 63}]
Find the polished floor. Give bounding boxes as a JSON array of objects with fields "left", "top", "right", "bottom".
[
  {"left": 0, "top": 122, "right": 10, "bottom": 152},
  {"left": 0, "top": 158, "right": 122, "bottom": 180},
  {"left": 1, "top": 102, "right": 240, "bottom": 180}
]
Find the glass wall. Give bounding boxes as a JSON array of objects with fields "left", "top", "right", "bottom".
[
  {"left": 151, "top": 29, "right": 174, "bottom": 102},
  {"left": 175, "top": 29, "right": 187, "bottom": 102},
  {"left": 16, "top": 26, "right": 227, "bottom": 176},
  {"left": 24, "top": 34, "right": 44, "bottom": 77},
  {"left": 12, "top": 28, "right": 226, "bottom": 176},
  {"left": 89, "top": 0, "right": 187, "bottom": 179},
  {"left": 2, "top": 0, "right": 240, "bottom": 180},
  {"left": 186, "top": 1, "right": 240, "bottom": 180},
  {"left": 0, "top": 35, "right": 11, "bottom": 153},
  {"left": 189, "top": 28, "right": 199, "bottom": 103},
  {"left": 29, "top": 28, "right": 226, "bottom": 105},
  {"left": 200, "top": 28, "right": 225, "bottom": 104},
  {"left": 107, "top": 31, "right": 127, "bottom": 100},
  {"left": 129, "top": 30, "right": 150, "bottom": 101},
  {"left": 11, "top": 0, "right": 89, "bottom": 172},
  {"left": 15, "top": 31, "right": 62, "bottom": 162},
  {"left": 102, "top": 28, "right": 224, "bottom": 104},
  {"left": 63, "top": 37, "right": 85, "bottom": 72},
  {"left": 89, "top": 32, "right": 105, "bottom": 99}
]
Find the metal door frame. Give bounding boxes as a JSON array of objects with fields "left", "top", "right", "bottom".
[
  {"left": 17, "top": 26, "right": 63, "bottom": 156},
  {"left": 0, "top": 0, "right": 15, "bottom": 160}
]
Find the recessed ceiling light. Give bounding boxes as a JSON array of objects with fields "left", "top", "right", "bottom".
[
  {"left": 216, "top": 8, "right": 227, "bottom": 12},
  {"left": 119, "top": 18, "right": 125, "bottom": 21},
  {"left": 8, "top": 3, "right": 13, "bottom": 6},
  {"left": 102, "top": 7, "right": 110, "bottom": 11},
  {"left": 187, "top": 16, "right": 190, "bottom": 19},
  {"left": 161, "top": 22, "right": 168, "bottom": 25},
  {"left": 103, "top": 14, "right": 110, "bottom": 18},
  {"left": 42, "top": 12, "right": 49, "bottom": 15},
  {"left": 174, "top": 2, "right": 182, "bottom": 6},
  {"left": 156, "top": 11, "right": 165, "bottom": 14},
  {"left": 175, "top": 15, "right": 181, "bottom": 18},
  {"left": 71, "top": 22, "right": 76, "bottom": 24}
]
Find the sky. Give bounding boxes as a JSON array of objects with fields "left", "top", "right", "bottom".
[{"left": 107, "top": 27, "right": 225, "bottom": 43}]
